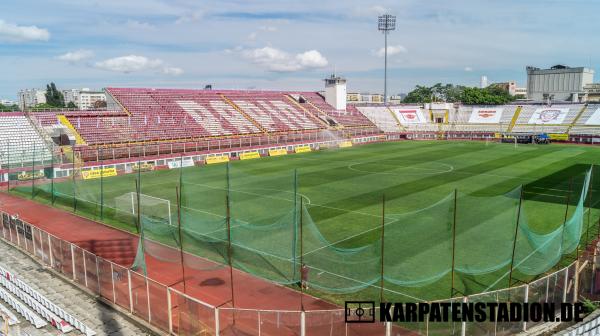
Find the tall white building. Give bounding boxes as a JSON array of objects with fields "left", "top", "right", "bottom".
[
  {"left": 78, "top": 88, "right": 106, "bottom": 110},
  {"left": 480, "top": 76, "right": 488, "bottom": 88},
  {"left": 18, "top": 89, "right": 46, "bottom": 110},
  {"left": 62, "top": 89, "right": 80, "bottom": 107},
  {"left": 526, "top": 65, "right": 594, "bottom": 102}
]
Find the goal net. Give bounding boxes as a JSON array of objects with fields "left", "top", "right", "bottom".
[{"left": 115, "top": 192, "right": 172, "bottom": 226}]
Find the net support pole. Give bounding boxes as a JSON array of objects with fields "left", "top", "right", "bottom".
[
  {"left": 176, "top": 186, "right": 187, "bottom": 292},
  {"left": 508, "top": 186, "right": 524, "bottom": 287},
  {"left": 586, "top": 165, "right": 594, "bottom": 246},
  {"left": 31, "top": 140, "right": 35, "bottom": 199},
  {"left": 559, "top": 177, "right": 574, "bottom": 265},
  {"left": 450, "top": 189, "right": 458, "bottom": 298},
  {"left": 72, "top": 145, "right": 77, "bottom": 212},
  {"left": 299, "top": 195, "right": 304, "bottom": 312},
  {"left": 6, "top": 139, "right": 10, "bottom": 193},
  {"left": 225, "top": 163, "right": 235, "bottom": 310},
  {"left": 51, "top": 144, "right": 55, "bottom": 205},
  {"left": 100, "top": 148, "right": 104, "bottom": 220},
  {"left": 379, "top": 193, "right": 386, "bottom": 304}
]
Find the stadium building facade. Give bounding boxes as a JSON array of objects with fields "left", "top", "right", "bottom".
[{"left": 526, "top": 65, "right": 594, "bottom": 102}]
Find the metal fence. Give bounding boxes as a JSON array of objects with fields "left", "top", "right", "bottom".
[{"left": 1, "top": 211, "right": 599, "bottom": 336}]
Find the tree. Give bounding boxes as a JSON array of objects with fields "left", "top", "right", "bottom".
[
  {"left": 403, "top": 83, "right": 516, "bottom": 105},
  {"left": 67, "top": 101, "right": 77, "bottom": 109},
  {"left": 403, "top": 83, "right": 466, "bottom": 103},
  {"left": 0, "top": 103, "right": 19, "bottom": 111},
  {"left": 93, "top": 100, "right": 107, "bottom": 109},
  {"left": 44, "top": 82, "right": 65, "bottom": 107}
]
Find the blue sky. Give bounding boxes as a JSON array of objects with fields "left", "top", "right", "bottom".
[{"left": 0, "top": 0, "right": 598, "bottom": 100}]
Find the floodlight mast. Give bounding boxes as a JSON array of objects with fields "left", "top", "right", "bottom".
[{"left": 378, "top": 14, "right": 396, "bottom": 104}]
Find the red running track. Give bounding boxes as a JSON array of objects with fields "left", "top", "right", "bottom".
[{"left": 0, "top": 193, "right": 403, "bottom": 335}]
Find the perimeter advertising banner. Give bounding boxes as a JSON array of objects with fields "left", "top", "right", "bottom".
[
  {"left": 295, "top": 145, "right": 311, "bottom": 153},
  {"left": 206, "top": 155, "right": 229, "bottom": 164},
  {"left": 585, "top": 108, "right": 600, "bottom": 125},
  {"left": 167, "top": 160, "right": 195, "bottom": 169},
  {"left": 81, "top": 167, "right": 118, "bottom": 180},
  {"left": 268, "top": 148, "right": 288, "bottom": 156},
  {"left": 468, "top": 108, "right": 504, "bottom": 123},
  {"left": 392, "top": 108, "right": 427, "bottom": 124},
  {"left": 528, "top": 108, "right": 569, "bottom": 124},
  {"left": 240, "top": 151, "right": 261, "bottom": 160}
]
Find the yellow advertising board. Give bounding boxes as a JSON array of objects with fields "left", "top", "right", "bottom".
[
  {"left": 339, "top": 141, "right": 353, "bottom": 148},
  {"left": 295, "top": 145, "right": 311, "bottom": 153},
  {"left": 132, "top": 162, "right": 154, "bottom": 172},
  {"left": 206, "top": 155, "right": 230, "bottom": 164},
  {"left": 81, "top": 167, "right": 118, "bottom": 180},
  {"left": 549, "top": 133, "right": 569, "bottom": 141},
  {"left": 269, "top": 148, "right": 288, "bottom": 157},
  {"left": 240, "top": 151, "right": 261, "bottom": 160},
  {"left": 494, "top": 133, "right": 503, "bottom": 139}
]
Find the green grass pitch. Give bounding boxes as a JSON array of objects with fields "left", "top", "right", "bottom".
[{"left": 13, "top": 140, "right": 600, "bottom": 303}]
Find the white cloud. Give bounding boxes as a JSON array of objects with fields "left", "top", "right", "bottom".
[
  {"left": 163, "top": 67, "right": 184, "bottom": 76},
  {"left": 0, "top": 20, "right": 50, "bottom": 42},
  {"left": 125, "top": 20, "right": 155, "bottom": 30},
  {"left": 464, "top": 67, "right": 473, "bottom": 72},
  {"left": 95, "top": 55, "right": 183, "bottom": 75},
  {"left": 57, "top": 50, "right": 94, "bottom": 62},
  {"left": 241, "top": 47, "right": 328, "bottom": 72},
  {"left": 374, "top": 45, "right": 407, "bottom": 57},
  {"left": 259, "top": 26, "right": 277, "bottom": 32},
  {"left": 248, "top": 32, "right": 258, "bottom": 41},
  {"left": 175, "top": 11, "right": 204, "bottom": 24},
  {"left": 352, "top": 5, "right": 389, "bottom": 18}
]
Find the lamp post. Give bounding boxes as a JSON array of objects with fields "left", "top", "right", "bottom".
[{"left": 378, "top": 14, "right": 396, "bottom": 105}]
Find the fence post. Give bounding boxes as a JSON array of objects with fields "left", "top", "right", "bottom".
[
  {"left": 95, "top": 256, "right": 101, "bottom": 294},
  {"left": 71, "top": 244, "right": 76, "bottom": 281},
  {"left": 523, "top": 285, "right": 529, "bottom": 332},
  {"left": 48, "top": 234, "right": 53, "bottom": 267},
  {"left": 111, "top": 262, "right": 116, "bottom": 303},
  {"left": 83, "top": 250, "right": 88, "bottom": 287},
  {"left": 461, "top": 296, "right": 467, "bottom": 336},
  {"left": 300, "top": 311, "right": 305, "bottom": 336},
  {"left": 386, "top": 321, "right": 392, "bottom": 336},
  {"left": 146, "top": 278, "right": 151, "bottom": 322},
  {"left": 573, "top": 260, "right": 580, "bottom": 303},
  {"left": 167, "top": 287, "right": 173, "bottom": 334},
  {"left": 214, "top": 308, "right": 220, "bottom": 336},
  {"left": 31, "top": 226, "right": 36, "bottom": 257},
  {"left": 563, "top": 268, "right": 569, "bottom": 303},
  {"left": 128, "top": 270, "right": 133, "bottom": 314}
]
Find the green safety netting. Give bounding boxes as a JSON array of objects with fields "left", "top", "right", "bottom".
[
  {"left": 228, "top": 163, "right": 300, "bottom": 285},
  {"left": 514, "top": 169, "right": 591, "bottom": 276},
  {"left": 384, "top": 193, "right": 455, "bottom": 287},
  {"left": 302, "top": 203, "right": 381, "bottom": 293}
]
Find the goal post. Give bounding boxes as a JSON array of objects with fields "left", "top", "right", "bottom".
[{"left": 115, "top": 192, "right": 172, "bottom": 226}]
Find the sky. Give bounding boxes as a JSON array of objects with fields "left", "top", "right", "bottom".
[{"left": 1, "top": 0, "right": 598, "bottom": 100}]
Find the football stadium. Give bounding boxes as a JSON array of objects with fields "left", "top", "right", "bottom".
[
  {"left": 2, "top": 2, "right": 600, "bottom": 335},
  {"left": 1, "top": 85, "right": 600, "bottom": 335}
]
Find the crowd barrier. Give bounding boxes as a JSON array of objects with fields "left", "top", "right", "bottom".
[{"left": 1, "top": 211, "right": 599, "bottom": 335}]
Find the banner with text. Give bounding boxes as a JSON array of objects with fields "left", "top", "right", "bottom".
[
  {"left": 392, "top": 108, "right": 428, "bottom": 124},
  {"left": 469, "top": 108, "right": 504, "bottom": 123},
  {"left": 206, "top": 155, "right": 230, "bottom": 164},
  {"left": 240, "top": 151, "right": 261, "bottom": 160},
  {"left": 81, "top": 167, "right": 118, "bottom": 180},
  {"left": 167, "top": 160, "right": 195, "bottom": 169},
  {"left": 295, "top": 145, "right": 311, "bottom": 153},
  {"left": 528, "top": 108, "right": 569, "bottom": 124},
  {"left": 268, "top": 148, "right": 288, "bottom": 157}
]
